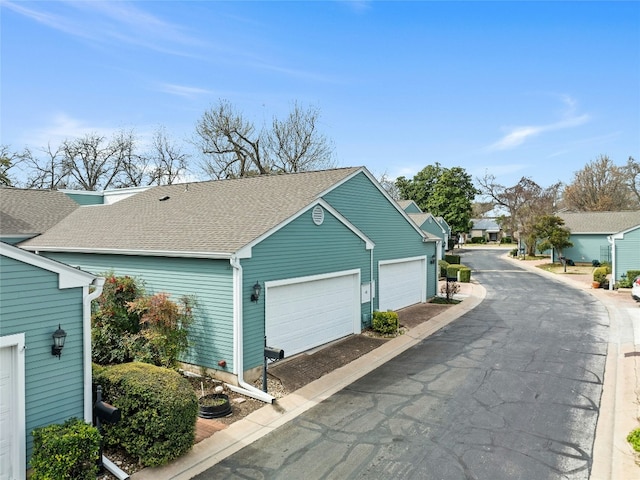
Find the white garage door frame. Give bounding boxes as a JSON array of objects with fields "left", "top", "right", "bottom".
[
  {"left": 265, "top": 269, "right": 361, "bottom": 357},
  {"left": 0, "top": 333, "right": 26, "bottom": 480},
  {"left": 378, "top": 256, "right": 427, "bottom": 312}
]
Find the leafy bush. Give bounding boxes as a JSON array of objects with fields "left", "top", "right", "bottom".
[
  {"left": 593, "top": 267, "right": 608, "bottom": 284},
  {"left": 444, "top": 254, "right": 461, "bottom": 265},
  {"left": 500, "top": 236, "right": 513, "bottom": 244},
  {"left": 31, "top": 418, "right": 101, "bottom": 480},
  {"left": 458, "top": 267, "right": 471, "bottom": 283},
  {"left": 372, "top": 311, "right": 399, "bottom": 335},
  {"left": 628, "top": 427, "right": 640, "bottom": 452},
  {"left": 510, "top": 248, "right": 519, "bottom": 257},
  {"left": 438, "top": 260, "right": 449, "bottom": 278},
  {"left": 617, "top": 270, "right": 640, "bottom": 288},
  {"left": 92, "top": 274, "right": 195, "bottom": 368},
  {"left": 446, "top": 264, "right": 467, "bottom": 280},
  {"left": 93, "top": 362, "right": 198, "bottom": 467},
  {"left": 471, "top": 236, "right": 486, "bottom": 244}
]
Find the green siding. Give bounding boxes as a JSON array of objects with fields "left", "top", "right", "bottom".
[
  {"left": 564, "top": 234, "right": 611, "bottom": 263},
  {"left": 0, "top": 255, "right": 85, "bottom": 463},
  {"left": 402, "top": 202, "right": 422, "bottom": 214},
  {"left": 63, "top": 192, "right": 104, "bottom": 205},
  {"left": 323, "top": 172, "right": 438, "bottom": 301},
  {"left": 42, "top": 253, "right": 235, "bottom": 373},
  {"left": 616, "top": 226, "right": 640, "bottom": 281},
  {"left": 241, "top": 207, "right": 372, "bottom": 370}
]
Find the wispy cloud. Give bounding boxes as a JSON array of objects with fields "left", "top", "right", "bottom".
[
  {"left": 2, "top": 0, "right": 205, "bottom": 57},
  {"left": 487, "top": 94, "right": 590, "bottom": 151},
  {"left": 25, "top": 113, "right": 119, "bottom": 147},
  {"left": 157, "top": 83, "right": 214, "bottom": 99}
]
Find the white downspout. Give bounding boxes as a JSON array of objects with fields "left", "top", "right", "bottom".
[
  {"left": 608, "top": 235, "right": 615, "bottom": 291},
  {"left": 370, "top": 248, "right": 374, "bottom": 320},
  {"left": 84, "top": 277, "right": 105, "bottom": 422},
  {"left": 227, "top": 257, "right": 275, "bottom": 403}
]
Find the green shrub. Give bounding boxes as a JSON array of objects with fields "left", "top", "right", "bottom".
[
  {"left": 471, "top": 236, "right": 486, "bottom": 244},
  {"left": 438, "top": 260, "right": 449, "bottom": 278},
  {"left": 510, "top": 248, "right": 519, "bottom": 257},
  {"left": 446, "top": 264, "right": 467, "bottom": 280},
  {"left": 458, "top": 268, "right": 471, "bottom": 283},
  {"left": 628, "top": 427, "right": 640, "bottom": 452},
  {"left": 372, "top": 311, "right": 399, "bottom": 335},
  {"left": 444, "top": 254, "right": 461, "bottom": 264},
  {"left": 593, "top": 267, "right": 608, "bottom": 284},
  {"left": 500, "top": 237, "right": 513, "bottom": 244},
  {"left": 93, "top": 362, "right": 198, "bottom": 467},
  {"left": 31, "top": 418, "right": 101, "bottom": 480},
  {"left": 617, "top": 270, "right": 640, "bottom": 288}
]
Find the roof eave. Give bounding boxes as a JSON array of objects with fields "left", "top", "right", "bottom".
[{"left": 18, "top": 246, "right": 234, "bottom": 260}]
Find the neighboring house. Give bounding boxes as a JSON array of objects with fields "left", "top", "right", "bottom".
[
  {"left": 397, "top": 200, "right": 451, "bottom": 252},
  {"left": 557, "top": 210, "right": 640, "bottom": 287},
  {"left": 0, "top": 242, "right": 104, "bottom": 479},
  {"left": 16, "top": 167, "right": 439, "bottom": 403},
  {"left": 470, "top": 218, "right": 502, "bottom": 243},
  {"left": 0, "top": 188, "right": 80, "bottom": 244}
]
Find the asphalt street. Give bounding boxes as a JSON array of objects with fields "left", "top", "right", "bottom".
[{"left": 192, "top": 249, "right": 609, "bottom": 480}]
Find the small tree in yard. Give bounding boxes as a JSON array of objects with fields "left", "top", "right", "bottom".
[{"left": 534, "top": 215, "right": 573, "bottom": 271}]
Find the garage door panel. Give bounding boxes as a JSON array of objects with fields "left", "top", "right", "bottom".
[
  {"left": 379, "top": 258, "right": 425, "bottom": 312},
  {"left": 266, "top": 273, "right": 359, "bottom": 357}
]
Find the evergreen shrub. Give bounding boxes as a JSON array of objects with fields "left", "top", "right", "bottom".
[
  {"left": 372, "top": 311, "right": 399, "bottom": 335},
  {"left": 92, "top": 362, "right": 198, "bottom": 467},
  {"left": 458, "top": 268, "right": 471, "bottom": 283},
  {"left": 444, "top": 254, "right": 461, "bottom": 265}
]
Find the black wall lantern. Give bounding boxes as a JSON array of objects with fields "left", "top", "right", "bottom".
[
  {"left": 430, "top": 254, "right": 437, "bottom": 264},
  {"left": 51, "top": 324, "right": 67, "bottom": 359},
  {"left": 251, "top": 281, "right": 262, "bottom": 302}
]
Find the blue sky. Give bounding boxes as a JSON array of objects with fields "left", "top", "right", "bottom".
[{"left": 1, "top": 1, "right": 639, "bottom": 189}]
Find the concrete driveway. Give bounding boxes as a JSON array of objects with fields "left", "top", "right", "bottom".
[{"left": 188, "top": 249, "right": 610, "bottom": 479}]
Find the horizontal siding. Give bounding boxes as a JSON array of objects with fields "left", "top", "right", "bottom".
[
  {"left": 616, "top": 227, "right": 640, "bottom": 279},
  {"left": 241, "top": 207, "right": 372, "bottom": 370},
  {"left": 0, "top": 254, "right": 86, "bottom": 462},
  {"left": 564, "top": 234, "right": 610, "bottom": 263},
  {"left": 43, "top": 253, "right": 235, "bottom": 373},
  {"left": 323, "top": 172, "right": 438, "bottom": 303}
]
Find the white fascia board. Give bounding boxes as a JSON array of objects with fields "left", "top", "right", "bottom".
[
  {"left": 235, "top": 198, "right": 375, "bottom": 259},
  {"left": 1, "top": 242, "right": 96, "bottom": 289},
  {"left": 611, "top": 223, "right": 640, "bottom": 239},
  {"left": 18, "top": 245, "right": 233, "bottom": 260}
]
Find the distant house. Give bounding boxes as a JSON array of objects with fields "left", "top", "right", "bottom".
[
  {"left": 0, "top": 242, "right": 104, "bottom": 479},
  {"left": 557, "top": 210, "right": 640, "bottom": 286},
  {"left": 470, "top": 218, "right": 502, "bottom": 243},
  {"left": 15, "top": 168, "right": 439, "bottom": 403}
]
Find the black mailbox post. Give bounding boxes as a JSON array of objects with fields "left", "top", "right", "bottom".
[
  {"left": 93, "top": 385, "right": 121, "bottom": 471},
  {"left": 263, "top": 336, "right": 284, "bottom": 393}
]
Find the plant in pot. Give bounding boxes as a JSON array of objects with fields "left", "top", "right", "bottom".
[
  {"left": 593, "top": 267, "right": 607, "bottom": 289},
  {"left": 198, "top": 384, "right": 232, "bottom": 419}
]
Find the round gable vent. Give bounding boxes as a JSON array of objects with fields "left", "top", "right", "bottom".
[{"left": 312, "top": 205, "right": 325, "bottom": 225}]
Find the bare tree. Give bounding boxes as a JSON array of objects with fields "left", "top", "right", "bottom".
[
  {"left": 478, "top": 174, "right": 561, "bottom": 255},
  {"left": 563, "top": 155, "right": 634, "bottom": 211},
  {"left": 622, "top": 156, "right": 640, "bottom": 206},
  {"left": 148, "top": 126, "right": 190, "bottom": 185},
  {"left": 195, "top": 99, "right": 335, "bottom": 179},
  {"left": 378, "top": 172, "right": 400, "bottom": 200},
  {"left": 267, "top": 102, "right": 335, "bottom": 173},
  {"left": 21, "top": 144, "right": 70, "bottom": 190},
  {"left": 0, "top": 145, "right": 23, "bottom": 186},
  {"left": 61, "top": 130, "right": 136, "bottom": 190}
]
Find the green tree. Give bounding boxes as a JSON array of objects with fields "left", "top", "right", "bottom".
[
  {"left": 533, "top": 215, "right": 573, "bottom": 268},
  {"left": 396, "top": 163, "right": 479, "bottom": 234}
]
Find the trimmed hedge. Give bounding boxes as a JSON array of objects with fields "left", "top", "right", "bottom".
[
  {"left": 444, "top": 254, "right": 461, "bottom": 265},
  {"left": 458, "top": 268, "right": 471, "bottom": 283},
  {"left": 31, "top": 418, "right": 101, "bottom": 480},
  {"left": 93, "top": 362, "right": 198, "bottom": 467},
  {"left": 438, "top": 260, "right": 449, "bottom": 278},
  {"left": 372, "top": 311, "right": 399, "bottom": 335}
]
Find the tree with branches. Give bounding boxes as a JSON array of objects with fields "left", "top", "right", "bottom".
[
  {"left": 563, "top": 155, "right": 636, "bottom": 211},
  {"left": 194, "top": 99, "right": 335, "bottom": 179}
]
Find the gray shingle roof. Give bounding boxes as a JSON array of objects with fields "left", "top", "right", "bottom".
[
  {"left": 471, "top": 218, "right": 501, "bottom": 232},
  {"left": 557, "top": 211, "right": 640, "bottom": 234},
  {"left": 19, "top": 168, "right": 362, "bottom": 255},
  {"left": 0, "top": 188, "right": 80, "bottom": 236}
]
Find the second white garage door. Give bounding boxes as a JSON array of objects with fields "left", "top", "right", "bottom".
[
  {"left": 378, "top": 257, "right": 426, "bottom": 312},
  {"left": 265, "top": 270, "right": 361, "bottom": 357}
]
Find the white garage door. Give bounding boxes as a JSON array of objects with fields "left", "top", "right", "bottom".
[
  {"left": 379, "top": 257, "right": 426, "bottom": 311},
  {"left": 0, "top": 334, "right": 26, "bottom": 480},
  {"left": 266, "top": 270, "right": 360, "bottom": 357}
]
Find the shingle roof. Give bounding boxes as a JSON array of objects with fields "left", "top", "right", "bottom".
[
  {"left": 557, "top": 210, "right": 640, "bottom": 234},
  {"left": 0, "top": 188, "right": 80, "bottom": 236},
  {"left": 407, "top": 213, "right": 443, "bottom": 239},
  {"left": 471, "top": 218, "right": 501, "bottom": 232},
  {"left": 19, "top": 168, "right": 362, "bottom": 255}
]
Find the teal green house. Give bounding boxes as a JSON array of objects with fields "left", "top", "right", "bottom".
[
  {"left": 398, "top": 200, "right": 450, "bottom": 253},
  {"left": 557, "top": 210, "right": 640, "bottom": 288},
  {"left": 0, "top": 242, "right": 104, "bottom": 479},
  {"left": 17, "top": 167, "right": 439, "bottom": 403}
]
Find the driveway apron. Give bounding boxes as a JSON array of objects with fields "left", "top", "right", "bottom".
[{"left": 193, "top": 250, "right": 609, "bottom": 480}]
